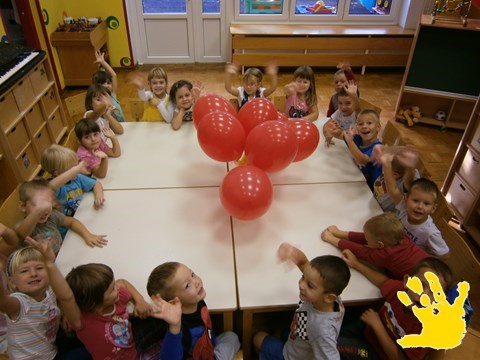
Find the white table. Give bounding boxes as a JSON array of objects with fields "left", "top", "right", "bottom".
[
  {"left": 101, "top": 122, "right": 228, "bottom": 190},
  {"left": 57, "top": 188, "right": 237, "bottom": 317}
]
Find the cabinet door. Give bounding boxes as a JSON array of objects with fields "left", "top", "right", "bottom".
[
  {"left": 29, "top": 63, "right": 50, "bottom": 96},
  {"left": 0, "top": 92, "right": 20, "bottom": 131},
  {"left": 448, "top": 173, "right": 477, "bottom": 220},
  {"left": 16, "top": 145, "right": 39, "bottom": 180},
  {"left": 6, "top": 120, "right": 29, "bottom": 157},
  {"left": 32, "top": 124, "right": 53, "bottom": 159},
  {"left": 12, "top": 77, "right": 35, "bottom": 110},
  {"left": 459, "top": 149, "right": 480, "bottom": 190},
  {"left": 41, "top": 87, "right": 58, "bottom": 118},
  {"left": 47, "top": 109, "right": 65, "bottom": 143},
  {"left": 470, "top": 117, "right": 480, "bottom": 154},
  {"left": 24, "top": 104, "right": 44, "bottom": 135}
]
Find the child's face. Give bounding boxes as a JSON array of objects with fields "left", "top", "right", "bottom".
[
  {"left": 170, "top": 264, "right": 206, "bottom": 311},
  {"left": 295, "top": 77, "right": 311, "bottom": 95},
  {"left": 337, "top": 95, "right": 355, "bottom": 117},
  {"left": 243, "top": 77, "right": 260, "bottom": 96},
  {"left": 92, "top": 93, "right": 110, "bottom": 114},
  {"left": 24, "top": 188, "right": 54, "bottom": 223},
  {"left": 334, "top": 73, "right": 348, "bottom": 91},
  {"left": 404, "top": 267, "right": 447, "bottom": 310},
  {"left": 102, "top": 80, "right": 113, "bottom": 94},
  {"left": 149, "top": 77, "right": 167, "bottom": 97},
  {"left": 80, "top": 131, "right": 102, "bottom": 151},
  {"left": 102, "top": 280, "right": 119, "bottom": 309},
  {"left": 175, "top": 86, "right": 194, "bottom": 110},
  {"left": 298, "top": 264, "right": 330, "bottom": 309},
  {"left": 356, "top": 113, "right": 381, "bottom": 145},
  {"left": 405, "top": 187, "right": 437, "bottom": 224},
  {"left": 9, "top": 260, "right": 48, "bottom": 299}
]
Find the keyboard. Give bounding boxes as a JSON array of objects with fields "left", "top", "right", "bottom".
[{"left": 0, "top": 51, "right": 39, "bottom": 86}]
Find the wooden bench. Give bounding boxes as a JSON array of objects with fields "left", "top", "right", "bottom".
[{"left": 230, "top": 24, "right": 415, "bottom": 73}]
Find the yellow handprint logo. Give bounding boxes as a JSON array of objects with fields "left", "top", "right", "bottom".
[{"left": 397, "top": 271, "right": 470, "bottom": 349}]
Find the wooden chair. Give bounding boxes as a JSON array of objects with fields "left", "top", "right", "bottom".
[
  {"left": 61, "top": 127, "right": 78, "bottom": 152},
  {"left": 0, "top": 186, "right": 22, "bottom": 256},
  {"left": 358, "top": 98, "right": 382, "bottom": 115},
  {"left": 128, "top": 98, "right": 144, "bottom": 122},
  {"left": 381, "top": 120, "right": 402, "bottom": 147},
  {"left": 64, "top": 91, "right": 87, "bottom": 125},
  {"left": 431, "top": 192, "right": 454, "bottom": 226}
]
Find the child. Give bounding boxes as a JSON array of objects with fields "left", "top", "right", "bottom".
[
  {"left": 147, "top": 261, "right": 241, "bottom": 359},
  {"left": 64, "top": 262, "right": 152, "bottom": 359},
  {"left": 41, "top": 144, "right": 105, "bottom": 238},
  {"left": 323, "top": 86, "right": 359, "bottom": 146},
  {"left": 169, "top": 80, "right": 204, "bottom": 130},
  {"left": 283, "top": 65, "right": 319, "bottom": 121},
  {"left": 338, "top": 253, "right": 454, "bottom": 360},
  {"left": 326, "top": 62, "right": 359, "bottom": 117},
  {"left": 321, "top": 213, "right": 429, "bottom": 280},
  {"left": 224, "top": 64, "right": 278, "bottom": 109},
  {"left": 343, "top": 109, "right": 383, "bottom": 191},
  {"left": 253, "top": 243, "right": 350, "bottom": 359},
  {"left": 129, "top": 67, "right": 174, "bottom": 122},
  {"left": 15, "top": 179, "right": 107, "bottom": 255},
  {"left": 84, "top": 83, "right": 124, "bottom": 143},
  {"left": 0, "top": 237, "right": 81, "bottom": 359},
  {"left": 92, "top": 50, "right": 126, "bottom": 123},
  {"left": 75, "top": 118, "right": 121, "bottom": 178}
]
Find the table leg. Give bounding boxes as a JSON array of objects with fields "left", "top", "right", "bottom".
[
  {"left": 242, "top": 310, "right": 254, "bottom": 360},
  {"left": 223, "top": 311, "right": 233, "bottom": 332}
]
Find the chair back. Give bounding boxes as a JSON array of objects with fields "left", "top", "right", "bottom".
[
  {"left": 64, "top": 92, "right": 87, "bottom": 125},
  {"left": 0, "top": 186, "right": 23, "bottom": 255},
  {"left": 128, "top": 98, "right": 145, "bottom": 121},
  {"left": 62, "top": 127, "right": 78, "bottom": 151},
  {"left": 358, "top": 98, "right": 382, "bottom": 115}
]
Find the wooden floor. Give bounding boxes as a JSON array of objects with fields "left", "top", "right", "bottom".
[{"left": 62, "top": 65, "right": 476, "bottom": 360}]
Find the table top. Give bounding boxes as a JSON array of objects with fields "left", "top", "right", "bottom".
[
  {"left": 100, "top": 122, "right": 228, "bottom": 190},
  {"left": 233, "top": 182, "right": 383, "bottom": 309},
  {"left": 56, "top": 188, "right": 237, "bottom": 311}
]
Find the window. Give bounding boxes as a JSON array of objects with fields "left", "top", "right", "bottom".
[
  {"left": 236, "top": 0, "right": 400, "bottom": 23},
  {"left": 142, "top": 0, "right": 221, "bottom": 14}
]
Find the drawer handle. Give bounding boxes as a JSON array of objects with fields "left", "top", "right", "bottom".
[
  {"left": 18, "top": 80, "right": 23, "bottom": 86},
  {"left": 0, "top": 96, "right": 4, "bottom": 103},
  {"left": 473, "top": 156, "right": 479, "bottom": 165},
  {"left": 51, "top": 115, "right": 55, "bottom": 120},
  {"left": 11, "top": 126, "right": 16, "bottom": 133},
  {"left": 460, "top": 183, "right": 466, "bottom": 191},
  {"left": 29, "top": 108, "right": 33, "bottom": 114},
  {"left": 37, "top": 133, "right": 42, "bottom": 139}
]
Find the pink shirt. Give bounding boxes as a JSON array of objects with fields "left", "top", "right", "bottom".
[{"left": 76, "top": 140, "right": 110, "bottom": 171}]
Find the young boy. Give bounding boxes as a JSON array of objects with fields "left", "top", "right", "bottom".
[
  {"left": 326, "top": 62, "right": 358, "bottom": 117},
  {"left": 147, "top": 262, "right": 240, "bottom": 359},
  {"left": 253, "top": 243, "right": 351, "bottom": 359},
  {"left": 323, "top": 86, "right": 359, "bottom": 146},
  {"left": 41, "top": 144, "right": 105, "bottom": 238},
  {"left": 338, "top": 253, "right": 454, "bottom": 360},
  {"left": 321, "top": 213, "right": 429, "bottom": 280},
  {"left": 382, "top": 152, "right": 450, "bottom": 259}
]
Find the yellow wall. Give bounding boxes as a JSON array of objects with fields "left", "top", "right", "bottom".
[{"left": 0, "top": 15, "right": 5, "bottom": 41}]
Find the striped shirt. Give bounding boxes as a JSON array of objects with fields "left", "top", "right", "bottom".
[{"left": 7, "top": 287, "right": 60, "bottom": 359}]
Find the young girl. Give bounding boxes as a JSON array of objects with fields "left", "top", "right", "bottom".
[
  {"left": 283, "top": 65, "right": 319, "bottom": 121},
  {"left": 84, "top": 83, "right": 124, "bottom": 143},
  {"left": 92, "top": 50, "right": 126, "bottom": 123},
  {"left": 75, "top": 118, "right": 121, "bottom": 178},
  {"left": 326, "top": 62, "right": 359, "bottom": 117},
  {"left": 147, "top": 262, "right": 240, "bottom": 359},
  {"left": 169, "top": 80, "right": 204, "bottom": 130},
  {"left": 0, "top": 238, "right": 78, "bottom": 359},
  {"left": 224, "top": 64, "right": 278, "bottom": 109},
  {"left": 15, "top": 179, "right": 108, "bottom": 255},
  {"left": 130, "top": 67, "right": 174, "bottom": 122},
  {"left": 65, "top": 262, "right": 152, "bottom": 359}
]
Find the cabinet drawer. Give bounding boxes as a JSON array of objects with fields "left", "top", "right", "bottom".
[
  {"left": 47, "top": 109, "right": 65, "bottom": 143},
  {"left": 447, "top": 174, "right": 476, "bottom": 220},
  {"left": 24, "top": 104, "right": 44, "bottom": 135},
  {"left": 32, "top": 125, "right": 53, "bottom": 158},
  {"left": 0, "top": 92, "right": 20, "bottom": 131},
  {"left": 470, "top": 118, "right": 480, "bottom": 153},
  {"left": 12, "top": 77, "right": 36, "bottom": 110},
  {"left": 16, "top": 144, "right": 39, "bottom": 180},
  {"left": 29, "top": 63, "right": 50, "bottom": 96},
  {"left": 41, "top": 88, "right": 58, "bottom": 117},
  {"left": 459, "top": 149, "right": 480, "bottom": 189},
  {"left": 6, "top": 120, "right": 29, "bottom": 157}
]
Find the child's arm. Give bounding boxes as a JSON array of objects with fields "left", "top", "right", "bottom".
[
  {"left": 0, "top": 265, "right": 21, "bottom": 319},
  {"left": 158, "top": 100, "right": 175, "bottom": 123},
  {"left": 15, "top": 198, "right": 52, "bottom": 240},
  {"left": 342, "top": 249, "right": 388, "bottom": 288},
  {"left": 151, "top": 295, "right": 182, "bottom": 335},
  {"left": 344, "top": 81, "right": 360, "bottom": 113},
  {"left": 263, "top": 64, "right": 278, "bottom": 98},
  {"left": 116, "top": 279, "right": 152, "bottom": 318},
  {"left": 344, "top": 128, "right": 372, "bottom": 165},
  {"left": 302, "top": 103, "right": 319, "bottom": 122},
  {"left": 92, "top": 181, "right": 105, "bottom": 210},
  {"left": 379, "top": 149, "right": 403, "bottom": 205},
  {"left": 102, "top": 128, "right": 121, "bottom": 158},
  {"left": 94, "top": 50, "right": 118, "bottom": 97},
  {"left": 48, "top": 161, "right": 88, "bottom": 190},
  {"left": 24, "top": 236, "right": 82, "bottom": 329},
  {"left": 283, "top": 82, "right": 297, "bottom": 97},
  {"left": 320, "top": 225, "right": 351, "bottom": 247},
  {"left": 225, "top": 64, "right": 240, "bottom": 97},
  {"left": 192, "top": 80, "right": 204, "bottom": 102},
  {"left": 277, "top": 242, "right": 309, "bottom": 273},
  {"left": 62, "top": 216, "right": 107, "bottom": 248},
  {"left": 104, "top": 104, "right": 124, "bottom": 135},
  {"left": 171, "top": 108, "right": 185, "bottom": 131},
  {"left": 91, "top": 156, "right": 108, "bottom": 179},
  {"left": 0, "top": 222, "right": 20, "bottom": 249}
]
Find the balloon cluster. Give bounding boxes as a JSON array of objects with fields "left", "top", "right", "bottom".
[{"left": 194, "top": 95, "right": 320, "bottom": 220}]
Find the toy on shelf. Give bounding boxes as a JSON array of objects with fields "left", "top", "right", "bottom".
[
  {"left": 306, "top": 1, "right": 336, "bottom": 13},
  {"left": 435, "top": 110, "right": 447, "bottom": 121},
  {"left": 396, "top": 106, "right": 423, "bottom": 127}
]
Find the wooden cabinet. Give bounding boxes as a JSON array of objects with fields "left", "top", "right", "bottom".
[
  {"left": 395, "top": 16, "right": 480, "bottom": 130},
  {"left": 0, "top": 55, "right": 68, "bottom": 199},
  {"left": 51, "top": 21, "right": 107, "bottom": 86},
  {"left": 443, "top": 95, "right": 480, "bottom": 245}
]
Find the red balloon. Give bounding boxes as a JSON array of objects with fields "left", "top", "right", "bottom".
[
  {"left": 237, "top": 98, "right": 278, "bottom": 135},
  {"left": 197, "top": 112, "right": 245, "bottom": 162},
  {"left": 193, "top": 94, "right": 236, "bottom": 128},
  {"left": 286, "top": 119, "right": 320, "bottom": 162},
  {"left": 277, "top": 111, "right": 289, "bottom": 122},
  {"left": 220, "top": 165, "right": 273, "bottom": 220},
  {"left": 245, "top": 120, "right": 298, "bottom": 172}
]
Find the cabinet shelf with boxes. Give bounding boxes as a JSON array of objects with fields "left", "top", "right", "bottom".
[{"left": 0, "top": 54, "right": 68, "bottom": 199}]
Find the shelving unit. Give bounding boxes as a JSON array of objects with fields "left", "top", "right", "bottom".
[{"left": 0, "top": 55, "right": 68, "bottom": 199}]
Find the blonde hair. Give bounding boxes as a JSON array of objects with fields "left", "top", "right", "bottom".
[
  {"left": 147, "top": 261, "right": 180, "bottom": 300},
  {"left": 148, "top": 67, "right": 168, "bottom": 83},
  {"left": 357, "top": 109, "right": 380, "bottom": 125},
  {"left": 363, "top": 213, "right": 404, "bottom": 246},
  {"left": 41, "top": 144, "right": 78, "bottom": 175},
  {"left": 243, "top": 67, "right": 263, "bottom": 83},
  {"left": 6, "top": 247, "right": 44, "bottom": 278}
]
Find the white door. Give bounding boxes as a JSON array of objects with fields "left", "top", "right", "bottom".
[{"left": 127, "top": 0, "right": 226, "bottom": 64}]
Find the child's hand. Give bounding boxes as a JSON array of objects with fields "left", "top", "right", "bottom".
[
  {"left": 225, "top": 64, "right": 239, "bottom": 75},
  {"left": 127, "top": 71, "right": 146, "bottom": 89},
  {"left": 93, "top": 194, "right": 105, "bottom": 210},
  {"left": 342, "top": 249, "right": 358, "bottom": 267},
  {"left": 337, "top": 62, "right": 352, "bottom": 72},
  {"left": 148, "top": 97, "right": 160, "bottom": 107},
  {"left": 192, "top": 80, "right": 204, "bottom": 100},
  {"left": 151, "top": 295, "right": 182, "bottom": 328},
  {"left": 265, "top": 64, "right": 278, "bottom": 76},
  {"left": 94, "top": 50, "right": 106, "bottom": 65},
  {"left": 277, "top": 242, "right": 295, "bottom": 263},
  {"left": 320, "top": 228, "right": 335, "bottom": 243},
  {"left": 133, "top": 298, "right": 152, "bottom": 319},
  {"left": 360, "top": 308, "right": 383, "bottom": 330},
  {"left": 84, "top": 234, "right": 108, "bottom": 248},
  {"left": 327, "top": 225, "right": 341, "bottom": 236},
  {"left": 103, "top": 128, "right": 116, "bottom": 140},
  {"left": 24, "top": 236, "right": 56, "bottom": 264},
  {"left": 344, "top": 81, "right": 357, "bottom": 97},
  {"left": 93, "top": 149, "right": 108, "bottom": 159}
]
